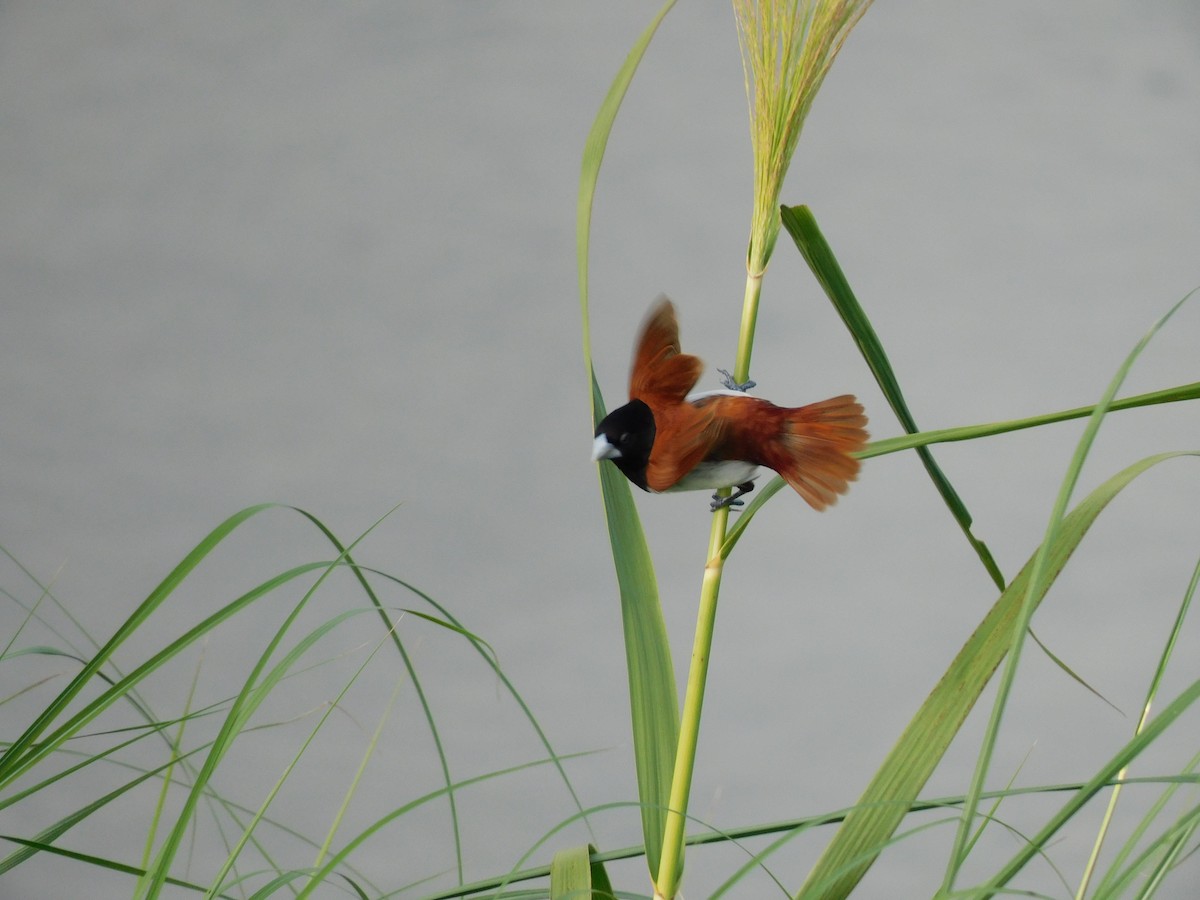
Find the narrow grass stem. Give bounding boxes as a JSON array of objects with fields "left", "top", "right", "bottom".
[
  {"left": 735, "top": 270, "right": 765, "bottom": 385},
  {"left": 656, "top": 242, "right": 774, "bottom": 899},
  {"left": 655, "top": 508, "right": 733, "bottom": 899}
]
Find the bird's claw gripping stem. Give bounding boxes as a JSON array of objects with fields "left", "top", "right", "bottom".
[
  {"left": 717, "top": 369, "right": 756, "bottom": 393},
  {"left": 709, "top": 481, "right": 755, "bottom": 512}
]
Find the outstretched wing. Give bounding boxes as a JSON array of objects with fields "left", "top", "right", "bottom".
[{"left": 629, "top": 297, "right": 704, "bottom": 403}]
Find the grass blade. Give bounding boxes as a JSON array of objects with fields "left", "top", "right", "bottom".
[
  {"left": 979, "top": 678, "right": 1200, "bottom": 894},
  {"left": 293, "top": 506, "right": 468, "bottom": 884},
  {"left": 577, "top": 0, "right": 680, "bottom": 878},
  {"left": 797, "top": 451, "right": 1199, "bottom": 900},
  {"left": 0, "top": 503, "right": 276, "bottom": 783},
  {"left": 720, "top": 379, "right": 1200, "bottom": 559},
  {"left": 780, "top": 204, "right": 1006, "bottom": 590},
  {"left": 1077, "top": 552, "right": 1200, "bottom": 896},
  {"left": 943, "top": 292, "right": 1196, "bottom": 891}
]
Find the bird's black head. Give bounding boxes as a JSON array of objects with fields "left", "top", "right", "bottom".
[{"left": 591, "top": 399, "right": 656, "bottom": 491}]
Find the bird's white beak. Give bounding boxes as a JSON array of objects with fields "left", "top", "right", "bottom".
[{"left": 592, "top": 434, "right": 621, "bottom": 461}]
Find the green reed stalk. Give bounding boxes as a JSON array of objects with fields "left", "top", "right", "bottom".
[{"left": 654, "top": 4, "right": 872, "bottom": 897}]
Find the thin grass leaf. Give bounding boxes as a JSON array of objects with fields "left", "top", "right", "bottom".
[
  {"left": 201, "top": 607, "right": 401, "bottom": 899},
  {"left": 0, "top": 738, "right": 210, "bottom": 874},
  {"left": 1, "top": 559, "right": 330, "bottom": 791},
  {"left": 781, "top": 204, "right": 1005, "bottom": 590},
  {"left": 577, "top": 0, "right": 677, "bottom": 349},
  {"left": 550, "top": 844, "right": 615, "bottom": 900},
  {"left": 314, "top": 676, "right": 405, "bottom": 872},
  {"left": 1096, "top": 769, "right": 1200, "bottom": 899},
  {"left": 721, "top": 379, "right": 1200, "bottom": 558},
  {"left": 1079, "top": 553, "right": 1200, "bottom": 897},
  {"left": 577, "top": 0, "right": 680, "bottom": 878},
  {"left": 0, "top": 834, "right": 226, "bottom": 896},
  {"left": 291, "top": 753, "right": 596, "bottom": 900},
  {"left": 797, "top": 451, "right": 1199, "bottom": 900},
  {"left": 1127, "top": 805, "right": 1200, "bottom": 899},
  {"left": 0, "top": 502, "right": 275, "bottom": 783},
  {"left": 142, "top": 639, "right": 205, "bottom": 876},
  {"left": 292, "top": 505, "right": 467, "bottom": 885},
  {"left": 1095, "top": 750, "right": 1200, "bottom": 897},
  {"left": 361, "top": 568, "right": 594, "bottom": 847},
  {"left": 0, "top": 575, "right": 54, "bottom": 661},
  {"left": 137, "top": 559, "right": 378, "bottom": 898},
  {"left": 136, "top": 510, "right": 405, "bottom": 897},
  {"left": 945, "top": 292, "right": 1197, "bottom": 892},
  {"left": 978, "top": 679, "right": 1200, "bottom": 894},
  {"left": 863, "top": 381, "right": 1200, "bottom": 459}
]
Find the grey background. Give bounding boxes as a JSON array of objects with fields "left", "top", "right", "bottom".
[{"left": 3, "top": 2, "right": 1199, "bottom": 897}]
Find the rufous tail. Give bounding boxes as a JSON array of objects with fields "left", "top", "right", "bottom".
[{"left": 771, "top": 395, "right": 869, "bottom": 511}]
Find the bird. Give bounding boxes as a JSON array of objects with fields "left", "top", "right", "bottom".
[{"left": 591, "top": 298, "right": 868, "bottom": 511}]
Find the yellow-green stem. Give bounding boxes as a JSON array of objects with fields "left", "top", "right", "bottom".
[
  {"left": 654, "top": 508, "right": 731, "bottom": 899},
  {"left": 734, "top": 269, "right": 764, "bottom": 384},
  {"left": 654, "top": 266, "right": 767, "bottom": 899}
]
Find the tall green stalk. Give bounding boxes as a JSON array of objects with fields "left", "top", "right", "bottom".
[
  {"left": 653, "top": 4, "right": 872, "bottom": 898},
  {"left": 654, "top": 512, "right": 731, "bottom": 898}
]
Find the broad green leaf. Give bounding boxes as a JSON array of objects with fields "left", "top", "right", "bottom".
[
  {"left": 551, "top": 844, "right": 615, "bottom": 899},
  {"left": 780, "top": 204, "right": 1005, "bottom": 590},
  {"left": 797, "top": 451, "right": 1199, "bottom": 900},
  {"left": 578, "top": 0, "right": 680, "bottom": 879}
]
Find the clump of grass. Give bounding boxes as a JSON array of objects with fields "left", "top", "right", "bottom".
[{"left": 0, "top": 505, "right": 589, "bottom": 897}]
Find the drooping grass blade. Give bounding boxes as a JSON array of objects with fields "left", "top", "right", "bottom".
[{"left": 781, "top": 204, "right": 1006, "bottom": 591}]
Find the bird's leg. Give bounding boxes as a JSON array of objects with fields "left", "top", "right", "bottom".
[
  {"left": 710, "top": 481, "right": 756, "bottom": 512},
  {"left": 717, "top": 368, "right": 756, "bottom": 392}
]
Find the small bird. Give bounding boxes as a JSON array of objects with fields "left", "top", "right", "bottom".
[{"left": 592, "top": 298, "right": 868, "bottom": 511}]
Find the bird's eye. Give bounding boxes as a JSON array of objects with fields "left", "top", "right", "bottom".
[{"left": 619, "top": 432, "right": 629, "bottom": 444}]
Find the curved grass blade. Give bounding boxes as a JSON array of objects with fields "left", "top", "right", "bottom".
[
  {"left": 720, "top": 379, "right": 1200, "bottom": 559},
  {"left": 0, "top": 834, "right": 228, "bottom": 896},
  {"left": 348, "top": 564, "right": 594, "bottom": 851},
  {"left": 0, "top": 739, "right": 210, "bottom": 875},
  {"left": 291, "top": 506, "right": 467, "bottom": 884},
  {"left": 780, "top": 204, "right": 1005, "bottom": 590},
  {"left": 796, "top": 451, "right": 1199, "bottom": 900},
  {"left": 577, "top": 0, "right": 680, "bottom": 878},
  {"left": 135, "top": 514, "right": 398, "bottom": 898},
  {"left": 943, "top": 291, "right": 1197, "bottom": 892},
  {"left": 578, "top": 0, "right": 678, "bottom": 360},
  {"left": 1093, "top": 773, "right": 1200, "bottom": 898},
  {"left": 203, "top": 609, "right": 405, "bottom": 898},
  {"left": 864, "top": 381, "right": 1200, "bottom": 459},
  {"left": 1078, "top": 552, "right": 1200, "bottom": 896},
  {"left": 978, "top": 677, "right": 1200, "bottom": 894},
  {"left": 1, "top": 560, "right": 331, "bottom": 792},
  {"left": 291, "top": 753, "right": 594, "bottom": 900},
  {"left": 0, "top": 503, "right": 276, "bottom": 783}
]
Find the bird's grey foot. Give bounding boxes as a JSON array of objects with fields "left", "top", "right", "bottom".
[
  {"left": 717, "top": 369, "right": 756, "bottom": 392},
  {"left": 709, "top": 481, "right": 755, "bottom": 512}
]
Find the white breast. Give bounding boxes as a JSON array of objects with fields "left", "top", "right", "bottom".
[{"left": 666, "top": 459, "right": 759, "bottom": 493}]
